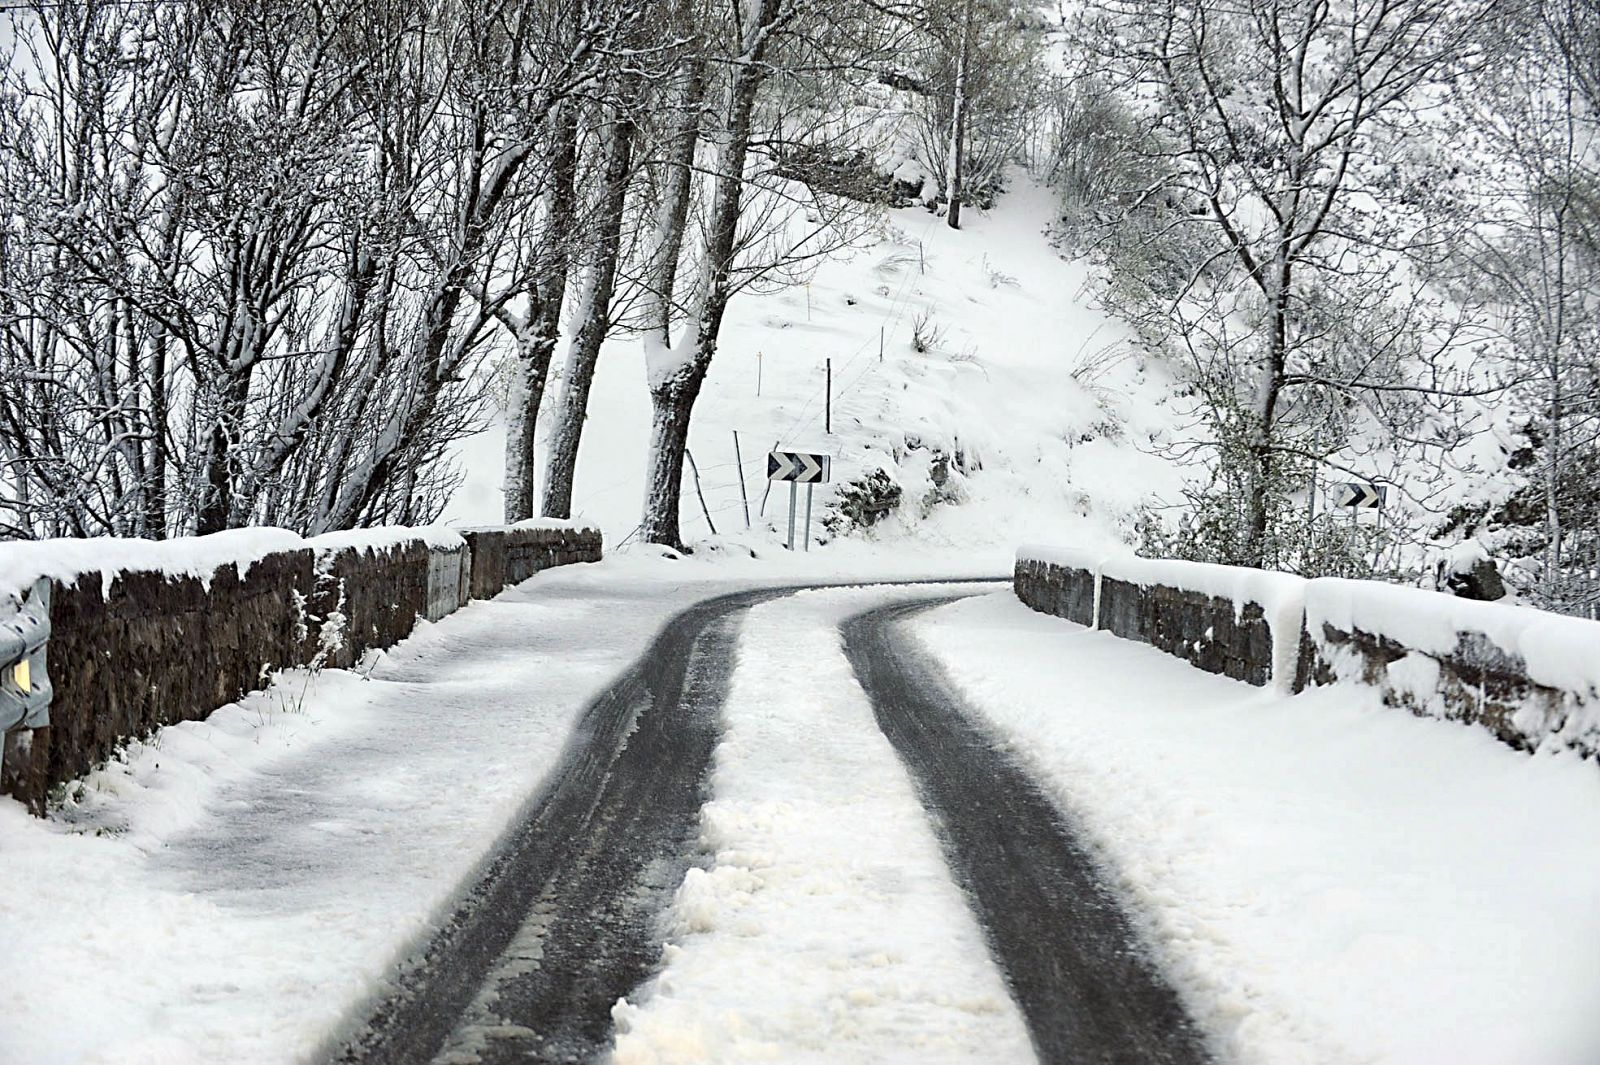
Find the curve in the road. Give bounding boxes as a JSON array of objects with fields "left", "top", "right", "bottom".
[{"left": 842, "top": 597, "right": 1213, "bottom": 1065}]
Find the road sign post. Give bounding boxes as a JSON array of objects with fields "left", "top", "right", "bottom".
[
  {"left": 1331, "top": 482, "right": 1388, "bottom": 571},
  {"left": 768, "top": 449, "right": 832, "bottom": 551},
  {"left": 787, "top": 481, "right": 798, "bottom": 551},
  {"left": 804, "top": 483, "right": 814, "bottom": 552}
]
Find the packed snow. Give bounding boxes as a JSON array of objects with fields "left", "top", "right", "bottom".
[
  {"left": 912, "top": 591, "right": 1600, "bottom": 1065},
  {"left": 611, "top": 585, "right": 1034, "bottom": 1065}
]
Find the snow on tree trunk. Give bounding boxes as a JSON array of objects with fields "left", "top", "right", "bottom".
[
  {"left": 504, "top": 104, "right": 579, "bottom": 524},
  {"left": 945, "top": 0, "right": 972, "bottom": 231},
  {"left": 543, "top": 91, "right": 636, "bottom": 520},
  {"left": 638, "top": 4, "right": 780, "bottom": 547}
]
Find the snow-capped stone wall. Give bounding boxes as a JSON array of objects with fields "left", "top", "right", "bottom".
[
  {"left": 1016, "top": 548, "right": 1600, "bottom": 761},
  {"left": 0, "top": 522, "right": 601, "bottom": 810},
  {"left": 1015, "top": 547, "right": 1303, "bottom": 690},
  {"left": 461, "top": 522, "right": 600, "bottom": 601},
  {"left": 1299, "top": 579, "right": 1600, "bottom": 758},
  {"left": 20, "top": 546, "right": 315, "bottom": 805}
]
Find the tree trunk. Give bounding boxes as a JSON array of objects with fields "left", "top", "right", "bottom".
[
  {"left": 543, "top": 93, "right": 636, "bottom": 519},
  {"left": 144, "top": 328, "right": 169, "bottom": 538},
  {"left": 639, "top": 372, "right": 705, "bottom": 549},
  {"left": 1243, "top": 256, "right": 1292, "bottom": 568},
  {"left": 504, "top": 104, "right": 579, "bottom": 523},
  {"left": 1544, "top": 355, "right": 1564, "bottom": 604},
  {"left": 196, "top": 374, "right": 250, "bottom": 535},
  {"left": 639, "top": 1, "right": 782, "bottom": 547},
  {"left": 945, "top": 0, "right": 972, "bottom": 230}
]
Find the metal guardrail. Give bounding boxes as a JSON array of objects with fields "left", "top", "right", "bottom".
[{"left": 1, "top": 579, "right": 51, "bottom": 733}]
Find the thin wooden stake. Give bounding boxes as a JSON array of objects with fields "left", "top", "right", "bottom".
[
  {"left": 733, "top": 430, "right": 750, "bottom": 529},
  {"left": 686, "top": 448, "right": 716, "bottom": 536}
]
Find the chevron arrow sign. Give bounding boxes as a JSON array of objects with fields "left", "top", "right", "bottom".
[
  {"left": 1331, "top": 482, "right": 1386, "bottom": 508},
  {"left": 767, "top": 450, "right": 831, "bottom": 483}
]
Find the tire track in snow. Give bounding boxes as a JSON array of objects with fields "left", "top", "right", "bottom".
[
  {"left": 608, "top": 585, "right": 1036, "bottom": 1064},
  {"left": 338, "top": 579, "right": 1006, "bottom": 1065},
  {"left": 842, "top": 598, "right": 1213, "bottom": 1065},
  {"left": 337, "top": 587, "right": 785, "bottom": 1064}
]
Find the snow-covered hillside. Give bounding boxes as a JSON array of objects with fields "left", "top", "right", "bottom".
[{"left": 443, "top": 176, "right": 1182, "bottom": 565}]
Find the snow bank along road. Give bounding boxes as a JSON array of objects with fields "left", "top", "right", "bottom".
[{"left": 339, "top": 582, "right": 1206, "bottom": 1064}]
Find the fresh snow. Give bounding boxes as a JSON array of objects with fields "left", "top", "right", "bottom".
[
  {"left": 611, "top": 586, "right": 1035, "bottom": 1065},
  {"left": 0, "top": 527, "right": 305, "bottom": 600},
  {"left": 911, "top": 592, "right": 1600, "bottom": 1065},
  {"left": 306, "top": 524, "right": 470, "bottom": 553}
]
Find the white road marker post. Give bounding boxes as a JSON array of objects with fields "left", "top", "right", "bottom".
[
  {"left": 787, "top": 481, "right": 798, "bottom": 551},
  {"left": 804, "top": 482, "right": 814, "bottom": 551}
]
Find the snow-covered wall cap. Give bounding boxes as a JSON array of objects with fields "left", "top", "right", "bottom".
[
  {"left": 0, "top": 528, "right": 306, "bottom": 601},
  {"left": 1015, "top": 544, "right": 1113, "bottom": 572},
  {"left": 0, "top": 519, "right": 582, "bottom": 602},
  {"left": 1306, "top": 578, "right": 1600, "bottom": 696},
  {"left": 507, "top": 517, "right": 601, "bottom": 535},
  {"left": 1103, "top": 555, "right": 1306, "bottom": 612},
  {"left": 308, "top": 525, "right": 466, "bottom": 554}
]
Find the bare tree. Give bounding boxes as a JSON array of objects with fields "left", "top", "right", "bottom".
[
  {"left": 1074, "top": 0, "right": 1496, "bottom": 569},
  {"left": 630, "top": 0, "right": 903, "bottom": 548},
  {"left": 1450, "top": 0, "right": 1600, "bottom": 609}
]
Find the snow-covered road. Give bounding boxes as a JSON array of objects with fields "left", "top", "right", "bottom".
[{"left": 4, "top": 563, "right": 1597, "bottom": 1065}]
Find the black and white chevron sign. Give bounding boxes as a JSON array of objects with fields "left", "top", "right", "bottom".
[
  {"left": 1331, "top": 482, "right": 1386, "bottom": 508},
  {"left": 768, "top": 450, "right": 831, "bottom": 483}
]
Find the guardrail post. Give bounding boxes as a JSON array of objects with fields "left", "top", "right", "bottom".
[{"left": 2, "top": 579, "right": 52, "bottom": 810}]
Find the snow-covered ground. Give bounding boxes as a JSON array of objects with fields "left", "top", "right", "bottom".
[
  {"left": 611, "top": 586, "right": 1034, "bottom": 1065},
  {"left": 0, "top": 554, "right": 997, "bottom": 1064},
  {"left": 442, "top": 174, "right": 1180, "bottom": 558},
  {"left": 911, "top": 592, "right": 1600, "bottom": 1065}
]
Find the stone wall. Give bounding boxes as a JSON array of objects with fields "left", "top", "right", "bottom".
[
  {"left": 1297, "top": 578, "right": 1598, "bottom": 759},
  {"left": 27, "top": 549, "right": 313, "bottom": 799},
  {"left": 1014, "top": 552, "right": 1285, "bottom": 688},
  {"left": 1014, "top": 550, "right": 1600, "bottom": 761},
  {"left": 1013, "top": 556, "right": 1096, "bottom": 627},
  {"left": 1, "top": 523, "right": 602, "bottom": 811},
  {"left": 1295, "top": 621, "right": 1583, "bottom": 753},
  {"left": 461, "top": 525, "right": 603, "bottom": 601},
  {"left": 1098, "top": 576, "right": 1276, "bottom": 687},
  {"left": 308, "top": 541, "right": 433, "bottom": 671}
]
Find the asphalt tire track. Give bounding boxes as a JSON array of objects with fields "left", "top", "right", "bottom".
[
  {"left": 337, "top": 587, "right": 784, "bottom": 1064},
  {"left": 841, "top": 597, "right": 1212, "bottom": 1065}
]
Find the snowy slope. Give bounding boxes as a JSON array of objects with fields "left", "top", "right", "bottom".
[{"left": 442, "top": 174, "right": 1181, "bottom": 562}]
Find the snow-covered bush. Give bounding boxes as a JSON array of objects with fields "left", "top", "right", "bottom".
[{"left": 825, "top": 471, "right": 904, "bottom": 536}]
